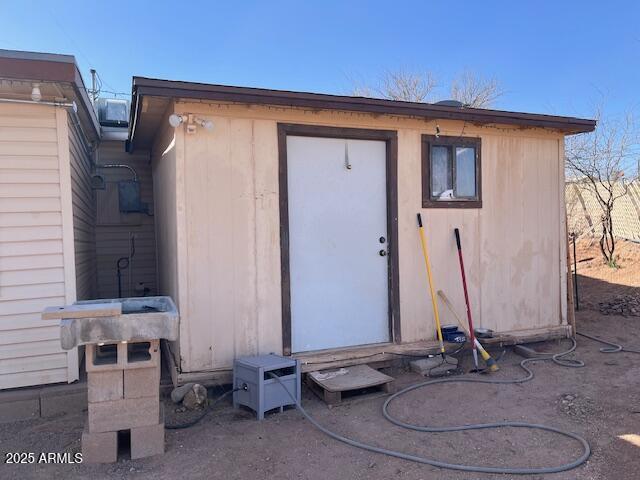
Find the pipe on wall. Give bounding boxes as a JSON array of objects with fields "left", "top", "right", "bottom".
[
  {"left": 96, "top": 164, "right": 139, "bottom": 181},
  {"left": 0, "top": 97, "right": 76, "bottom": 108},
  {"left": 0, "top": 97, "right": 93, "bottom": 150}
]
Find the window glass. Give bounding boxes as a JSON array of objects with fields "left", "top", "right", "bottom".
[
  {"left": 455, "top": 147, "right": 476, "bottom": 198},
  {"left": 431, "top": 146, "right": 452, "bottom": 198}
]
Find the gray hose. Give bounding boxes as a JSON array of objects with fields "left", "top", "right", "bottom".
[
  {"left": 165, "top": 388, "right": 238, "bottom": 430},
  {"left": 577, "top": 331, "right": 640, "bottom": 354},
  {"left": 271, "top": 338, "right": 590, "bottom": 475}
]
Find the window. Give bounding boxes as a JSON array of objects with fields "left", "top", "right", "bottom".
[{"left": 422, "top": 135, "right": 482, "bottom": 208}]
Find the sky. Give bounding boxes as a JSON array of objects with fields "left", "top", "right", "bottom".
[{"left": 1, "top": 1, "right": 638, "bottom": 120}]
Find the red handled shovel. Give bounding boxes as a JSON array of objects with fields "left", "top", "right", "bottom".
[{"left": 454, "top": 228, "right": 479, "bottom": 371}]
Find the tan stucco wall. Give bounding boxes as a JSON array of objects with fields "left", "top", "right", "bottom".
[{"left": 152, "top": 101, "right": 567, "bottom": 373}]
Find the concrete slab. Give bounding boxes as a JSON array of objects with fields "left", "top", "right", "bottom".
[
  {"left": 60, "top": 296, "right": 178, "bottom": 350},
  {"left": 0, "top": 371, "right": 87, "bottom": 422},
  {"left": 410, "top": 356, "right": 459, "bottom": 377}
]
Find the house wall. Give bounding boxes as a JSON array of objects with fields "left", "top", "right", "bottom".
[
  {"left": 95, "top": 141, "right": 156, "bottom": 298},
  {"left": 150, "top": 116, "right": 183, "bottom": 363},
  {"left": 0, "top": 103, "right": 79, "bottom": 388},
  {"left": 153, "top": 101, "right": 567, "bottom": 373},
  {"left": 68, "top": 115, "right": 96, "bottom": 300}
]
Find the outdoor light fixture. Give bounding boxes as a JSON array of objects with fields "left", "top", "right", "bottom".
[
  {"left": 31, "top": 83, "right": 42, "bottom": 102},
  {"left": 435, "top": 124, "right": 441, "bottom": 138},
  {"left": 168, "top": 113, "right": 187, "bottom": 128},
  {"left": 194, "top": 116, "right": 214, "bottom": 131},
  {"left": 169, "top": 113, "right": 214, "bottom": 132}
]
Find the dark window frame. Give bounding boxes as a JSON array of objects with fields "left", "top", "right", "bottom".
[{"left": 421, "top": 134, "right": 482, "bottom": 209}]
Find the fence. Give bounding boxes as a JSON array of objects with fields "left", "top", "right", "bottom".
[{"left": 566, "top": 179, "right": 640, "bottom": 241}]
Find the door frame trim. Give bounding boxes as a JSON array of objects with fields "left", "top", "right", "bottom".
[{"left": 277, "top": 123, "right": 400, "bottom": 355}]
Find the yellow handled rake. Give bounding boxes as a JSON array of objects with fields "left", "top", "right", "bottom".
[{"left": 417, "top": 213, "right": 445, "bottom": 358}]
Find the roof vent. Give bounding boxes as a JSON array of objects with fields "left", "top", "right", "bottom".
[
  {"left": 434, "top": 100, "right": 465, "bottom": 108},
  {"left": 96, "top": 98, "right": 130, "bottom": 127}
]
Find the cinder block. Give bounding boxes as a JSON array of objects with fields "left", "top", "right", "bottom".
[
  {"left": 125, "top": 340, "right": 160, "bottom": 370},
  {"left": 82, "top": 423, "right": 118, "bottom": 463},
  {"left": 86, "top": 340, "right": 160, "bottom": 372},
  {"left": 130, "top": 406, "right": 164, "bottom": 459},
  {"left": 88, "top": 370, "right": 123, "bottom": 403},
  {"left": 124, "top": 364, "right": 160, "bottom": 399},
  {"left": 86, "top": 342, "right": 126, "bottom": 372},
  {"left": 88, "top": 396, "right": 159, "bottom": 433},
  {"left": 41, "top": 391, "right": 87, "bottom": 417}
]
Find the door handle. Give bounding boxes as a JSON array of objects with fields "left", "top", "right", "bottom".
[{"left": 379, "top": 250, "right": 387, "bottom": 257}]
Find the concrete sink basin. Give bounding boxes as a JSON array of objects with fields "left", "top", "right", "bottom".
[{"left": 58, "top": 296, "right": 179, "bottom": 350}]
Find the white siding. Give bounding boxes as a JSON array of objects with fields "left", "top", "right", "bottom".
[{"left": 0, "top": 103, "right": 79, "bottom": 389}]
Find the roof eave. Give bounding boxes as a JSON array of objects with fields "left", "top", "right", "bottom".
[
  {"left": 127, "top": 77, "right": 596, "bottom": 146},
  {"left": 0, "top": 51, "right": 100, "bottom": 142}
]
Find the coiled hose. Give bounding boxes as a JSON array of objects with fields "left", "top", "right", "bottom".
[
  {"left": 165, "top": 332, "right": 637, "bottom": 472},
  {"left": 165, "top": 388, "right": 240, "bottom": 430},
  {"left": 577, "top": 331, "right": 640, "bottom": 354},
  {"left": 272, "top": 339, "right": 590, "bottom": 475}
]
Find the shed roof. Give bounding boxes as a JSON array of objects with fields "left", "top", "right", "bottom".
[
  {"left": 0, "top": 49, "right": 100, "bottom": 142},
  {"left": 127, "top": 76, "right": 596, "bottom": 150}
]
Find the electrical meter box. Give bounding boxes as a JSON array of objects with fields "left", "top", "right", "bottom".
[
  {"left": 233, "top": 354, "right": 301, "bottom": 420},
  {"left": 118, "top": 180, "right": 148, "bottom": 213}
]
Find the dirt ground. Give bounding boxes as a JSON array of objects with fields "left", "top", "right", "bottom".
[
  {"left": 2, "top": 241, "right": 640, "bottom": 480},
  {"left": 573, "top": 237, "right": 640, "bottom": 307}
]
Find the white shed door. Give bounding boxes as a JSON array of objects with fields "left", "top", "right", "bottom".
[{"left": 287, "top": 136, "right": 389, "bottom": 353}]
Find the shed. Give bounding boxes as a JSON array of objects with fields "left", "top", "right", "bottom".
[
  {"left": 127, "top": 78, "right": 595, "bottom": 384},
  {"left": 0, "top": 50, "right": 99, "bottom": 388}
]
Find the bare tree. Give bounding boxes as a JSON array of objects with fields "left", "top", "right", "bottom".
[
  {"left": 377, "top": 70, "right": 438, "bottom": 103},
  {"left": 350, "top": 77, "right": 375, "bottom": 98},
  {"left": 450, "top": 71, "right": 503, "bottom": 108},
  {"left": 349, "top": 69, "right": 502, "bottom": 108},
  {"left": 565, "top": 112, "right": 638, "bottom": 266}
]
